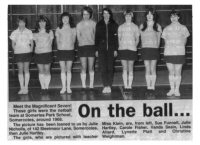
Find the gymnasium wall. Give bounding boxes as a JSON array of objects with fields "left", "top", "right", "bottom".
[{"left": 8, "top": 5, "right": 192, "bottom": 75}]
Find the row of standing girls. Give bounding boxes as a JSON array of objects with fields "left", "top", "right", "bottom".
[{"left": 10, "top": 7, "right": 190, "bottom": 97}]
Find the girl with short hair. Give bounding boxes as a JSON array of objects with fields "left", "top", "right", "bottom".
[
  {"left": 162, "top": 10, "right": 190, "bottom": 96},
  {"left": 10, "top": 16, "right": 33, "bottom": 94}
]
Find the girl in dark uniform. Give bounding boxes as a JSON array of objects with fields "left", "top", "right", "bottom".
[{"left": 95, "top": 8, "right": 118, "bottom": 93}]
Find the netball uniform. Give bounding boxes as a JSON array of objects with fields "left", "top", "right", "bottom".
[
  {"left": 140, "top": 23, "right": 162, "bottom": 60},
  {"left": 118, "top": 22, "right": 140, "bottom": 60},
  {"left": 10, "top": 28, "right": 33, "bottom": 62},
  {"left": 55, "top": 26, "right": 76, "bottom": 61},
  {"left": 162, "top": 22, "right": 190, "bottom": 64},
  {"left": 76, "top": 19, "right": 96, "bottom": 57},
  {"left": 33, "top": 30, "right": 54, "bottom": 64}
]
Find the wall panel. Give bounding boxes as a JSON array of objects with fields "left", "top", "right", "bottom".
[{"left": 8, "top": 5, "right": 192, "bottom": 74}]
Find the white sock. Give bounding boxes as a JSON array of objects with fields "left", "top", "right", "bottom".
[
  {"left": 18, "top": 74, "right": 24, "bottom": 90},
  {"left": 122, "top": 70, "right": 128, "bottom": 88},
  {"left": 67, "top": 72, "right": 72, "bottom": 89},
  {"left": 39, "top": 73, "right": 45, "bottom": 89},
  {"left": 44, "top": 74, "right": 51, "bottom": 89},
  {"left": 128, "top": 72, "right": 133, "bottom": 88},
  {"left": 61, "top": 72, "right": 66, "bottom": 89},
  {"left": 24, "top": 72, "right": 30, "bottom": 90},
  {"left": 47, "top": 74, "right": 51, "bottom": 89},
  {"left": 89, "top": 71, "right": 94, "bottom": 88},
  {"left": 145, "top": 75, "right": 151, "bottom": 89},
  {"left": 150, "top": 75, "right": 156, "bottom": 90},
  {"left": 169, "top": 75, "right": 175, "bottom": 91},
  {"left": 80, "top": 72, "right": 86, "bottom": 88},
  {"left": 175, "top": 76, "right": 181, "bottom": 92}
]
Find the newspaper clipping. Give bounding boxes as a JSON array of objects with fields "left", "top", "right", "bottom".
[{"left": 8, "top": 4, "right": 192, "bottom": 140}]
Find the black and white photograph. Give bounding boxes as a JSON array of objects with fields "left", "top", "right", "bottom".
[
  {"left": 3, "top": 0, "right": 198, "bottom": 142},
  {"left": 8, "top": 5, "right": 192, "bottom": 101}
]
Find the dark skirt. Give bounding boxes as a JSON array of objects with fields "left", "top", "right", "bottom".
[
  {"left": 141, "top": 48, "right": 160, "bottom": 60},
  {"left": 118, "top": 50, "right": 138, "bottom": 60},
  {"left": 14, "top": 52, "right": 32, "bottom": 63},
  {"left": 164, "top": 55, "right": 185, "bottom": 64},
  {"left": 34, "top": 52, "right": 53, "bottom": 64},
  {"left": 57, "top": 50, "right": 75, "bottom": 61},
  {"left": 78, "top": 45, "right": 96, "bottom": 57}
]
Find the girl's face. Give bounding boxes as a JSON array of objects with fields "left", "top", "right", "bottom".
[
  {"left": 125, "top": 14, "right": 132, "bottom": 23},
  {"left": 62, "top": 16, "right": 69, "bottom": 25},
  {"left": 103, "top": 10, "right": 110, "bottom": 21},
  {"left": 39, "top": 20, "right": 46, "bottom": 29},
  {"left": 170, "top": 14, "right": 179, "bottom": 23},
  {"left": 18, "top": 20, "right": 26, "bottom": 29},
  {"left": 83, "top": 10, "right": 90, "bottom": 20},
  {"left": 146, "top": 11, "right": 154, "bottom": 21}
]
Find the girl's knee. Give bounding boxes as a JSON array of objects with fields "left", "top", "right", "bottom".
[
  {"left": 145, "top": 67, "right": 151, "bottom": 74},
  {"left": 175, "top": 65, "right": 182, "bottom": 76},
  {"left": 88, "top": 64, "right": 94, "bottom": 72},
  {"left": 88, "top": 67, "right": 94, "bottom": 73},
  {"left": 129, "top": 71, "right": 133, "bottom": 76},
  {"left": 23, "top": 66, "right": 30, "bottom": 73},
  {"left": 169, "top": 70, "right": 175, "bottom": 76},
  {"left": 18, "top": 67, "right": 23, "bottom": 74},
  {"left": 175, "top": 70, "right": 182, "bottom": 76},
  {"left": 81, "top": 67, "right": 87, "bottom": 73},
  {"left": 150, "top": 67, "right": 156, "bottom": 75},
  {"left": 66, "top": 70, "right": 71, "bottom": 74},
  {"left": 122, "top": 65, "right": 128, "bottom": 72},
  {"left": 18, "top": 70, "right": 23, "bottom": 74},
  {"left": 60, "top": 66, "right": 66, "bottom": 73},
  {"left": 44, "top": 71, "right": 50, "bottom": 75},
  {"left": 24, "top": 69, "right": 29, "bottom": 74}
]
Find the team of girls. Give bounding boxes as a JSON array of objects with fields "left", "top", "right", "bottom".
[{"left": 10, "top": 7, "right": 190, "bottom": 96}]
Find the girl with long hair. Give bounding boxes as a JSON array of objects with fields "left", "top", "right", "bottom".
[
  {"left": 56, "top": 12, "right": 76, "bottom": 94},
  {"left": 140, "top": 8, "right": 162, "bottom": 90},
  {"left": 33, "top": 15, "right": 54, "bottom": 93}
]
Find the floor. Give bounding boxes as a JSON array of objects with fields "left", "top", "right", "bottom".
[{"left": 9, "top": 70, "right": 192, "bottom": 101}]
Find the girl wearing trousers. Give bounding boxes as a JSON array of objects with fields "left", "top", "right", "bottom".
[
  {"left": 95, "top": 8, "right": 118, "bottom": 93},
  {"left": 33, "top": 15, "right": 54, "bottom": 93},
  {"left": 118, "top": 10, "right": 140, "bottom": 89},
  {"left": 140, "top": 8, "right": 162, "bottom": 90},
  {"left": 10, "top": 16, "right": 33, "bottom": 94},
  {"left": 162, "top": 10, "right": 190, "bottom": 96},
  {"left": 56, "top": 12, "right": 76, "bottom": 94},
  {"left": 76, "top": 6, "right": 96, "bottom": 89}
]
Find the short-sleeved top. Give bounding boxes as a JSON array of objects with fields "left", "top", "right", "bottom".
[
  {"left": 55, "top": 26, "right": 76, "bottom": 50},
  {"left": 33, "top": 30, "right": 54, "bottom": 54},
  {"left": 118, "top": 22, "right": 140, "bottom": 51},
  {"left": 140, "top": 23, "right": 162, "bottom": 48},
  {"left": 10, "top": 28, "right": 33, "bottom": 54},
  {"left": 161, "top": 22, "right": 190, "bottom": 56},
  {"left": 76, "top": 20, "right": 96, "bottom": 46}
]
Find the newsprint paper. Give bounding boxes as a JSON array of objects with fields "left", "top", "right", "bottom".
[{"left": 8, "top": 4, "right": 192, "bottom": 140}]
